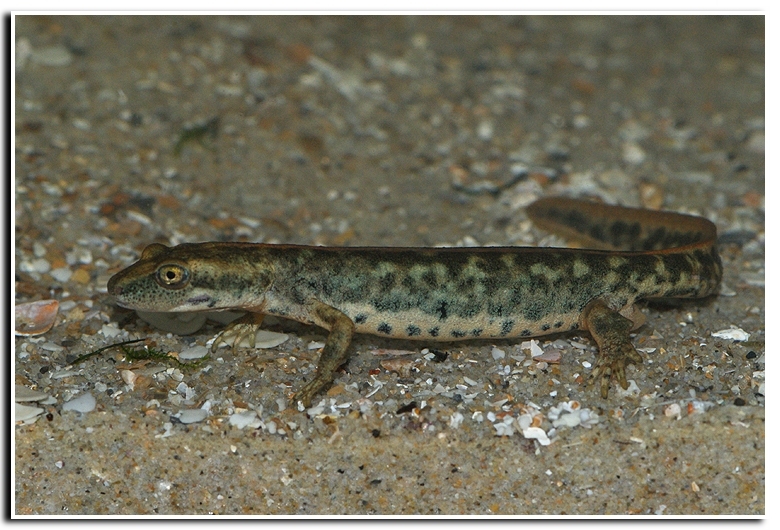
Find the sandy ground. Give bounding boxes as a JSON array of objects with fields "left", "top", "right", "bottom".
[{"left": 14, "top": 15, "right": 764, "bottom": 515}]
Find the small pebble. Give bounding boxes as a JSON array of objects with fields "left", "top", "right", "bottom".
[
  {"left": 229, "top": 410, "right": 261, "bottom": 429},
  {"left": 746, "top": 131, "right": 764, "bottom": 153},
  {"left": 100, "top": 323, "right": 122, "bottom": 338},
  {"left": 31, "top": 45, "right": 73, "bottom": 66},
  {"left": 176, "top": 408, "right": 208, "bottom": 424},
  {"left": 477, "top": 120, "right": 494, "bottom": 141},
  {"left": 622, "top": 142, "right": 646, "bottom": 165},
  {"left": 70, "top": 269, "right": 91, "bottom": 284},
  {"left": 120, "top": 370, "right": 137, "bottom": 388},
  {"left": 664, "top": 403, "right": 682, "bottom": 419},
  {"left": 49, "top": 267, "right": 73, "bottom": 282},
  {"left": 66, "top": 248, "right": 92, "bottom": 265},
  {"left": 58, "top": 300, "right": 78, "bottom": 311},
  {"left": 535, "top": 349, "right": 562, "bottom": 363},
  {"left": 20, "top": 258, "right": 51, "bottom": 274},
  {"left": 62, "top": 393, "right": 96, "bottom": 413}
]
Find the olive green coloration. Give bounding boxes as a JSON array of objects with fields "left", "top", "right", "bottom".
[{"left": 108, "top": 197, "right": 722, "bottom": 405}]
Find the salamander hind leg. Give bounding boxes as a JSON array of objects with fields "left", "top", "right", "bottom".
[
  {"left": 211, "top": 312, "right": 265, "bottom": 351},
  {"left": 293, "top": 302, "right": 355, "bottom": 407},
  {"left": 580, "top": 300, "right": 644, "bottom": 398}
]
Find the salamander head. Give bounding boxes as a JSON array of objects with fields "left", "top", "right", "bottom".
[{"left": 107, "top": 243, "right": 273, "bottom": 312}]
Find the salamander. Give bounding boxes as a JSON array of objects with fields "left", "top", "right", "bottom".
[{"left": 107, "top": 197, "right": 722, "bottom": 406}]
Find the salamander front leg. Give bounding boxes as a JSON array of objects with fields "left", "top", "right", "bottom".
[
  {"left": 211, "top": 312, "right": 265, "bottom": 351},
  {"left": 580, "top": 300, "right": 644, "bottom": 398},
  {"left": 294, "top": 302, "right": 355, "bottom": 407}
]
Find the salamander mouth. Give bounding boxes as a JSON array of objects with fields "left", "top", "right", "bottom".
[{"left": 112, "top": 297, "right": 133, "bottom": 309}]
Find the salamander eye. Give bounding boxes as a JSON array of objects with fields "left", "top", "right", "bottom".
[{"left": 155, "top": 264, "right": 190, "bottom": 289}]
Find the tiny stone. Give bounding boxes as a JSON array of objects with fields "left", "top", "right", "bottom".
[
  {"left": 176, "top": 408, "right": 208, "bottom": 424},
  {"left": 100, "top": 323, "right": 122, "bottom": 338},
  {"left": 229, "top": 410, "right": 260, "bottom": 429},
  {"left": 30, "top": 258, "right": 52, "bottom": 274},
  {"left": 477, "top": 120, "right": 494, "bottom": 141},
  {"left": 70, "top": 269, "right": 91, "bottom": 284},
  {"left": 62, "top": 393, "right": 96, "bottom": 413},
  {"left": 58, "top": 300, "right": 77, "bottom": 311},
  {"left": 31, "top": 46, "right": 73, "bottom": 66},
  {"left": 49, "top": 268, "right": 73, "bottom": 283},
  {"left": 622, "top": 142, "right": 646, "bottom": 165},
  {"left": 491, "top": 347, "right": 505, "bottom": 360},
  {"left": 40, "top": 342, "right": 64, "bottom": 352}
]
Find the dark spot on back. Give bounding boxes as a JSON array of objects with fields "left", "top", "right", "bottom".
[
  {"left": 500, "top": 320, "right": 515, "bottom": 336},
  {"left": 487, "top": 301, "right": 509, "bottom": 318},
  {"left": 451, "top": 330, "right": 466, "bottom": 338},
  {"left": 428, "top": 327, "right": 440, "bottom": 337},
  {"left": 522, "top": 302, "right": 546, "bottom": 322},
  {"left": 379, "top": 272, "right": 396, "bottom": 291},
  {"left": 406, "top": 325, "right": 421, "bottom": 337},
  {"left": 436, "top": 300, "right": 448, "bottom": 321},
  {"left": 378, "top": 322, "right": 393, "bottom": 335},
  {"left": 373, "top": 295, "right": 403, "bottom": 313},
  {"left": 354, "top": 313, "right": 367, "bottom": 324},
  {"left": 421, "top": 270, "right": 438, "bottom": 288}
]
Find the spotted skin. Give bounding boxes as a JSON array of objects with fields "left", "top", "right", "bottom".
[{"left": 107, "top": 197, "right": 722, "bottom": 405}]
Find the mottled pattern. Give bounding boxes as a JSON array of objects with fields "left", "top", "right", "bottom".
[
  {"left": 107, "top": 198, "right": 723, "bottom": 404},
  {"left": 108, "top": 197, "right": 721, "bottom": 343}
]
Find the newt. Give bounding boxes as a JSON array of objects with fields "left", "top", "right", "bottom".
[{"left": 107, "top": 197, "right": 722, "bottom": 406}]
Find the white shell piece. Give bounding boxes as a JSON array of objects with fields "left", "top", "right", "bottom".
[
  {"left": 16, "top": 403, "right": 45, "bottom": 422},
  {"left": 252, "top": 331, "right": 289, "bottom": 349},
  {"left": 15, "top": 385, "right": 51, "bottom": 403},
  {"left": 711, "top": 327, "right": 751, "bottom": 341},
  {"left": 62, "top": 393, "right": 96, "bottom": 413},
  {"left": 522, "top": 426, "right": 551, "bottom": 446},
  {"left": 179, "top": 345, "right": 210, "bottom": 360}
]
